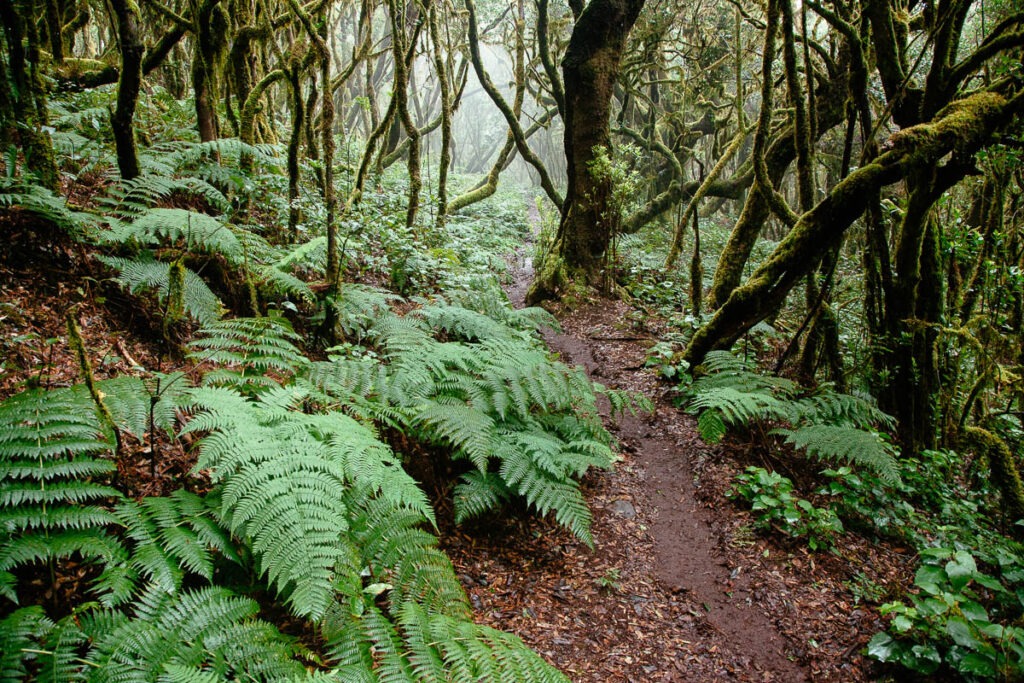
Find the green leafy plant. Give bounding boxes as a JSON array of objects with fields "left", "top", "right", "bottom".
[
  {"left": 0, "top": 318, "right": 574, "bottom": 680},
  {"left": 868, "top": 547, "right": 1024, "bottom": 679},
  {"left": 688, "top": 351, "right": 900, "bottom": 484},
  {"left": 304, "top": 293, "right": 650, "bottom": 546},
  {"left": 645, "top": 340, "right": 690, "bottom": 380},
  {"left": 729, "top": 466, "right": 844, "bottom": 551}
]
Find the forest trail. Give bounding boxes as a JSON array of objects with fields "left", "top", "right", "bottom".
[{"left": 451, "top": 200, "right": 874, "bottom": 680}]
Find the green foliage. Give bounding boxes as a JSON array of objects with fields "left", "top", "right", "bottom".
[
  {"left": 868, "top": 548, "right": 1024, "bottom": 679},
  {"left": 729, "top": 467, "right": 844, "bottom": 551},
  {"left": 0, "top": 386, "right": 125, "bottom": 604},
  {"left": 76, "top": 586, "right": 306, "bottom": 681},
  {"left": 306, "top": 296, "right": 646, "bottom": 546},
  {"left": 687, "top": 351, "right": 899, "bottom": 484},
  {"left": 98, "top": 255, "right": 225, "bottom": 325},
  {"left": 114, "top": 490, "right": 239, "bottom": 597},
  {"left": 0, "top": 177, "right": 99, "bottom": 239},
  {"left": 0, "top": 342, "right": 572, "bottom": 680},
  {"left": 188, "top": 315, "right": 308, "bottom": 390},
  {"left": 644, "top": 341, "right": 690, "bottom": 380}
]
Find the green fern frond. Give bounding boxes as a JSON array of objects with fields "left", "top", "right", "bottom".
[
  {"left": 126, "top": 208, "right": 242, "bottom": 263},
  {"left": 37, "top": 613, "right": 88, "bottom": 682},
  {"left": 689, "top": 387, "right": 788, "bottom": 427},
  {"left": 0, "top": 178, "right": 98, "bottom": 239},
  {"left": 188, "top": 316, "right": 308, "bottom": 389},
  {"left": 115, "top": 490, "right": 238, "bottom": 596},
  {"left": 508, "top": 306, "right": 561, "bottom": 334},
  {"left": 402, "top": 602, "right": 571, "bottom": 683},
  {"left": 793, "top": 391, "right": 895, "bottom": 430},
  {"left": 98, "top": 255, "right": 225, "bottom": 325},
  {"left": 415, "top": 302, "right": 521, "bottom": 342},
  {"left": 775, "top": 425, "right": 900, "bottom": 485},
  {"left": 692, "top": 351, "right": 798, "bottom": 396},
  {"left": 349, "top": 496, "right": 467, "bottom": 617},
  {"left": 697, "top": 409, "right": 728, "bottom": 443},
  {"left": 413, "top": 402, "right": 496, "bottom": 472},
  {"left": 83, "top": 586, "right": 304, "bottom": 681},
  {"left": 0, "top": 386, "right": 129, "bottom": 603},
  {"left": 182, "top": 387, "right": 422, "bottom": 619},
  {"left": 0, "top": 606, "right": 54, "bottom": 680},
  {"left": 99, "top": 173, "right": 230, "bottom": 219},
  {"left": 256, "top": 265, "right": 315, "bottom": 303},
  {"left": 453, "top": 471, "right": 511, "bottom": 523},
  {"left": 170, "top": 138, "right": 281, "bottom": 170}
]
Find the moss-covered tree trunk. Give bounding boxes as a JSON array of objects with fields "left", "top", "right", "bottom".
[
  {"left": 682, "top": 92, "right": 1022, "bottom": 370},
  {"left": 190, "top": 0, "right": 229, "bottom": 143},
  {"left": 527, "top": 0, "right": 645, "bottom": 303},
  {"left": 109, "top": 0, "right": 143, "bottom": 180},
  {"left": 0, "top": 0, "right": 60, "bottom": 190}
]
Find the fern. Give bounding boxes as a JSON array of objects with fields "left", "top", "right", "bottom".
[
  {"left": 348, "top": 495, "right": 467, "bottom": 617},
  {"left": 775, "top": 425, "right": 900, "bottom": 485},
  {"left": 400, "top": 602, "right": 570, "bottom": 683},
  {"left": 98, "top": 255, "right": 225, "bottom": 325},
  {"left": 0, "top": 386, "right": 126, "bottom": 604},
  {"left": 116, "top": 208, "right": 243, "bottom": 263},
  {"left": 188, "top": 316, "right": 308, "bottom": 390},
  {"left": 181, "top": 385, "right": 431, "bottom": 619},
  {"left": 690, "top": 387, "right": 787, "bottom": 440},
  {"left": 0, "top": 177, "right": 99, "bottom": 239},
  {"left": 115, "top": 490, "right": 239, "bottom": 597},
  {"left": 686, "top": 351, "right": 900, "bottom": 482},
  {"left": 99, "top": 173, "right": 230, "bottom": 219},
  {"left": 0, "top": 606, "right": 54, "bottom": 680},
  {"left": 80, "top": 586, "right": 305, "bottom": 681}
]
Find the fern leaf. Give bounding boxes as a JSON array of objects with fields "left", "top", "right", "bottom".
[
  {"left": 98, "top": 255, "right": 224, "bottom": 325},
  {"left": 697, "top": 410, "right": 728, "bottom": 444},
  {"left": 775, "top": 425, "right": 900, "bottom": 485},
  {"left": 453, "top": 471, "right": 511, "bottom": 523},
  {"left": 0, "top": 607, "right": 54, "bottom": 680},
  {"left": 689, "top": 387, "right": 787, "bottom": 427}
]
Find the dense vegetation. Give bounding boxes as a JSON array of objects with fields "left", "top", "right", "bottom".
[{"left": 2, "top": 0, "right": 1024, "bottom": 678}]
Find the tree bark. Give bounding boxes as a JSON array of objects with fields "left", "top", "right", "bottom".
[
  {"left": 683, "top": 91, "right": 1022, "bottom": 368},
  {"left": 526, "top": 0, "right": 645, "bottom": 303},
  {"left": 109, "top": 0, "right": 143, "bottom": 180}
]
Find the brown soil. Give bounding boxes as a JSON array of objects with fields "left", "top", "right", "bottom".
[{"left": 441, "top": 203, "right": 901, "bottom": 681}]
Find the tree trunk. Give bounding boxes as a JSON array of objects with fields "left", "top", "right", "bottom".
[
  {"left": 559, "top": 0, "right": 644, "bottom": 272},
  {"left": 526, "top": 0, "right": 645, "bottom": 303},
  {"left": 0, "top": 0, "right": 59, "bottom": 190},
  {"left": 109, "top": 0, "right": 143, "bottom": 180}
]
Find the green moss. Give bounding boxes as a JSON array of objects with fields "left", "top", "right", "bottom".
[{"left": 964, "top": 426, "right": 1024, "bottom": 532}]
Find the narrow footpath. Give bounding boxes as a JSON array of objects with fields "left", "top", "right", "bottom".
[{"left": 443, "top": 202, "right": 878, "bottom": 681}]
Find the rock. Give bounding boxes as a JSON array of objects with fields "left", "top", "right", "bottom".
[{"left": 611, "top": 499, "right": 637, "bottom": 518}]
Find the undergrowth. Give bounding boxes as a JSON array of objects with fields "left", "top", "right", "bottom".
[{"left": 0, "top": 89, "right": 632, "bottom": 679}]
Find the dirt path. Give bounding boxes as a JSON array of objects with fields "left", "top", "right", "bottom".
[
  {"left": 445, "top": 201, "right": 879, "bottom": 680},
  {"left": 506, "top": 209, "right": 805, "bottom": 679}
]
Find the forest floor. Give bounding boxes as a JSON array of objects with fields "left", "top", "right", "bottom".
[
  {"left": 0, "top": 203, "right": 913, "bottom": 681},
  {"left": 440, "top": 203, "right": 911, "bottom": 681}
]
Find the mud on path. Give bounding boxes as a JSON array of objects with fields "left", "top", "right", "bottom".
[{"left": 442, "top": 202, "right": 884, "bottom": 681}]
